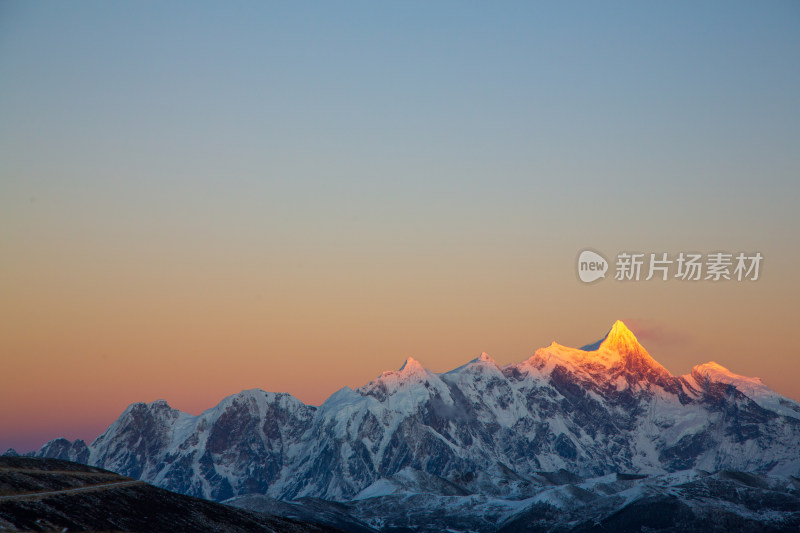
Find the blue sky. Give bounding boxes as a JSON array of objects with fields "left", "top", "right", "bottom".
[{"left": 3, "top": 2, "right": 798, "bottom": 248}]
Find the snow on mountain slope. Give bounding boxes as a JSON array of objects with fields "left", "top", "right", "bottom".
[
  {"left": 686, "top": 361, "right": 800, "bottom": 420},
  {"left": 86, "top": 390, "right": 316, "bottom": 500},
  {"left": 30, "top": 320, "right": 800, "bottom": 504}
]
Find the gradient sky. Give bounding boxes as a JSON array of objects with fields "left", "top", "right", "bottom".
[{"left": 2, "top": 1, "right": 799, "bottom": 453}]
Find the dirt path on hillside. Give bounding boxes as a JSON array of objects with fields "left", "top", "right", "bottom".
[{"left": 0, "top": 480, "right": 144, "bottom": 501}]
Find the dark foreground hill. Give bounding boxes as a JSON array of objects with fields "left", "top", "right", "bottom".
[{"left": 0, "top": 456, "right": 342, "bottom": 532}]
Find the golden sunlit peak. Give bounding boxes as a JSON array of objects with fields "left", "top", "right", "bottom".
[
  {"left": 398, "top": 357, "right": 424, "bottom": 373},
  {"left": 609, "top": 319, "right": 635, "bottom": 338},
  {"left": 597, "top": 320, "right": 645, "bottom": 355},
  {"left": 692, "top": 361, "right": 763, "bottom": 385},
  {"left": 475, "top": 352, "right": 495, "bottom": 364}
]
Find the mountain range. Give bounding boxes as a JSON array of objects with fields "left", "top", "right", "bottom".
[{"left": 12, "top": 320, "right": 800, "bottom": 531}]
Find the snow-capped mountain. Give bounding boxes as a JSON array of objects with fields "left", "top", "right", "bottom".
[{"left": 28, "top": 320, "right": 800, "bottom": 510}]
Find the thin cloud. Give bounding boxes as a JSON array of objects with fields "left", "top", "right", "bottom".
[{"left": 622, "top": 318, "right": 690, "bottom": 347}]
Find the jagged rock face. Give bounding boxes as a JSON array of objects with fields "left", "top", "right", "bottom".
[
  {"left": 81, "top": 391, "right": 316, "bottom": 501},
  {"left": 32, "top": 321, "right": 800, "bottom": 503},
  {"left": 35, "top": 438, "right": 90, "bottom": 464},
  {"left": 90, "top": 401, "right": 179, "bottom": 480}
]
